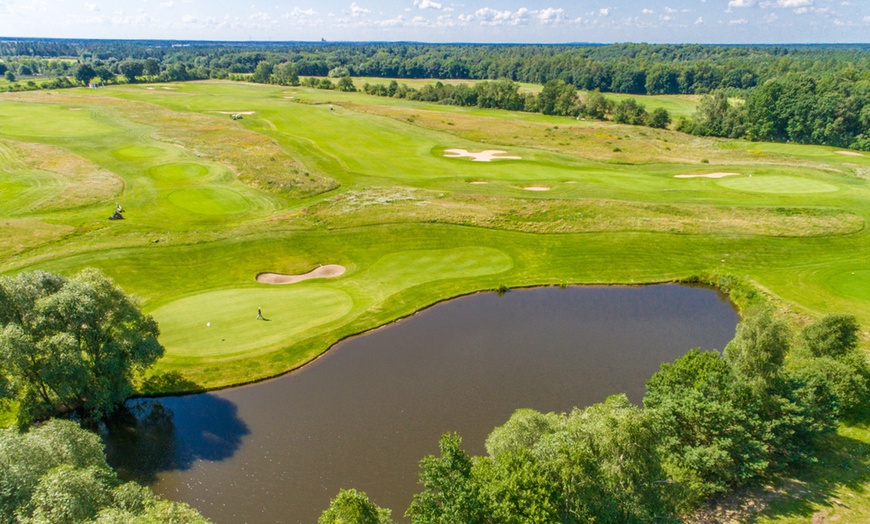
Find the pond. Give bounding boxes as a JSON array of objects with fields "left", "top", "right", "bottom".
[{"left": 104, "top": 284, "right": 739, "bottom": 523}]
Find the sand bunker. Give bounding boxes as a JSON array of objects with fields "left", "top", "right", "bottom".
[
  {"left": 675, "top": 172, "right": 741, "bottom": 179},
  {"left": 257, "top": 264, "right": 346, "bottom": 285},
  {"left": 217, "top": 111, "right": 256, "bottom": 115},
  {"left": 836, "top": 151, "right": 864, "bottom": 157},
  {"left": 444, "top": 149, "right": 521, "bottom": 162},
  {"left": 469, "top": 181, "right": 489, "bottom": 185},
  {"left": 523, "top": 186, "right": 551, "bottom": 191},
  {"left": 69, "top": 108, "right": 83, "bottom": 111}
]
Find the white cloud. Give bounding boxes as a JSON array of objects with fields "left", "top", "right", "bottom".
[
  {"left": 777, "top": 0, "right": 812, "bottom": 6},
  {"left": 84, "top": 2, "right": 98, "bottom": 11},
  {"left": 414, "top": 0, "right": 442, "bottom": 10},
  {"left": 865, "top": 15, "right": 870, "bottom": 23},
  {"left": 349, "top": 2, "right": 369, "bottom": 17},
  {"left": 598, "top": 7, "right": 610, "bottom": 16},
  {"left": 537, "top": 7, "right": 566, "bottom": 25},
  {"left": 694, "top": 16, "right": 704, "bottom": 24},
  {"left": 159, "top": 1, "right": 173, "bottom": 8},
  {"left": 729, "top": 18, "right": 749, "bottom": 24},
  {"left": 728, "top": 0, "right": 756, "bottom": 7},
  {"left": 283, "top": 7, "right": 316, "bottom": 18},
  {"left": 471, "top": 7, "right": 570, "bottom": 27},
  {"left": 642, "top": 8, "right": 655, "bottom": 14}
]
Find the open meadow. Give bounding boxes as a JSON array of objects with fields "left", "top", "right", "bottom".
[{"left": 3, "top": 79, "right": 870, "bottom": 520}]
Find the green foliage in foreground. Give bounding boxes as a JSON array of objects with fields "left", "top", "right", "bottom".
[
  {"left": 0, "top": 270, "right": 164, "bottom": 424},
  {"left": 322, "top": 309, "right": 870, "bottom": 523},
  {"left": 319, "top": 489, "right": 395, "bottom": 524},
  {"left": 0, "top": 419, "right": 211, "bottom": 524}
]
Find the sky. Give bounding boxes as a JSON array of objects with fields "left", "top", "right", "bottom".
[{"left": 1, "top": 0, "right": 868, "bottom": 44}]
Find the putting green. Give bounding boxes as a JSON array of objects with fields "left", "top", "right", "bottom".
[
  {"left": 167, "top": 187, "right": 252, "bottom": 215},
  {"left": 149, "top": 163, "right": 209, "bottom": 183},
  {"left": 113, "top": 145, "right": 166, "bottom": 160},
  {"left": 153, "top": 286, "right": 354, "bottom": 358},
  {"left": 829, "top": 269, "right": 870, "bottom": 302},
  {"left": 718, "top": 175, "right": 838, "bottom": 194}
]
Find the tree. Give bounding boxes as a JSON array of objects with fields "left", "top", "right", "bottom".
[
  {"left": 143, "top": 57, "right": 161, "bottom": 77},
  {"left": 406, "top": 433, "right": 483, "bottom": 523},
  {"left": 537, "top": 79, "right": 578, "bottom": 116},
  {"left": 74, "top": 63, "right": 95, "bottom": 85},
  {"left": 797, "top": 314, "right": 860, "bottom": 359},
  {"left": 3, "top": 71, "right": 13, "bottom": 83},
  {"left": 251, "top": 60, "right": 273, "bottom": 84},
  {"left": 644, "top": 350, "right": 769, "bottom": 502},
  {"left": 336, "top": 76, "right": 356, "bottom": 92},
  {"left": 0, "top": 419, "right": 212, "bottom": 524},
  {"left": 118, "top": 60, "right": 144, "bottom": 82},
  {"left": 612, "top": 99, "right": 648, "bottom": 125},
  {"left": 723, "top": 306, "right": 789, "bottom": 392},
  {"left": 273, "top": 62, "right": 299, "bottom": 86},
  {"left": 0, "top": 269, "right": 164, "bottom": 422},
  {"left": 319, "top": 489, "right": 395, "bottom": 524},
  {"left": 647, "top": 107, "right": 671, "bottom": 129}
]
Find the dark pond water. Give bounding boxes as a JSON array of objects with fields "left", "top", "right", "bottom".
[{"left": 104, "top": 285, "right": 738, "bottom": 523}]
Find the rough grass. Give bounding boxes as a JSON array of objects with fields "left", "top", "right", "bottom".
[{"left": 306, "top": 187, "right": 864, "bottom": 236}]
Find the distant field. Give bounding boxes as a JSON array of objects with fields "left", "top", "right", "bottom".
[{"left": 2, "top": 80, "right": 870, "bottom": 522}]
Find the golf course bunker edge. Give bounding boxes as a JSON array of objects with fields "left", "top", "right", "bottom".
[{"left": 257, "top": 264, "right": 347, "bottom": 285}]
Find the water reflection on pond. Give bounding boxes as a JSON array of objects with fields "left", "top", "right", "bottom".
[{"left": 105, "top": 285, "right": 738, "bottom": 523}]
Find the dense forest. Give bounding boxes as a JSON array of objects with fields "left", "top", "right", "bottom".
[{"left": 1, "top": 40, "right": 869, "bottom": 149}]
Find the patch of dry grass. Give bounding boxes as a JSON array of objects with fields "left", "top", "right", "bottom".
[
  {"left": 6, "top": 139, "right": 123, "bottom": 210},
  {"left": 306, "top": 187, "right": 863, "bottom": 237}
]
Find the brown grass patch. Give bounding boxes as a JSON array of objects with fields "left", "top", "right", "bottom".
[
  {"left": 305, "top": 187, "right": 863, "bottom": 237},
  {"left": 0, "top": 218, "right": 75, "bottom": 259},
  {"left": 4, "top": 139, "right": 123, "bottom": 210}
]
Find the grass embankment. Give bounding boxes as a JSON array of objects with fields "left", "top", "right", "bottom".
[{"left": 2, "top": 80, "right": 870, "bottom": 520}]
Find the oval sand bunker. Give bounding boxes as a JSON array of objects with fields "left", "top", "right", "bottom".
[{"left": 257, "top": 264, "right": 346, "bottom": 285}]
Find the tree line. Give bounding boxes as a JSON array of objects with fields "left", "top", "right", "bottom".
[{"left": 319, "top": 307, "right": 870, "bottom": 523}]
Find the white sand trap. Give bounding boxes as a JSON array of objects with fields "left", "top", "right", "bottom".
[
  {"left": 444, "top": 149, "right": 522, "bottom": 162},
  {"left": 523, "top": 186, "right": 551, "bottom": 191},
  {"left": 836, "top": 151, "right": 864, "bottom": 157},
  {"left": 69, "top": 108, "right": 83, "bottom": 111},
  {"left": 675, "top": 172, "right": 741, "bottom": 179},
  {"left": 257, "top": 264, "right": 346, "bottom": 285},
  {"left": 469, "top": 181, "right": 489, "bottom": 185},
  {"left": 217, "top": 111, "right": 256, "bottom": 115}
]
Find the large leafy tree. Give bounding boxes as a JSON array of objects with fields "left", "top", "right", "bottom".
[
  {"left": 0, "top": 419, "right": 210, "bottom": 524},
  {"left": 319, "top": 489, "right": 395, "bottom": 524},
  {"left": 0, "top": 269, "right": 164, "bottom": 422}
]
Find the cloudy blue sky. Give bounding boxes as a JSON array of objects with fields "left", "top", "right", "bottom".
[{"left": 1, "top": 0, "right": 868, "bottom": 43}]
